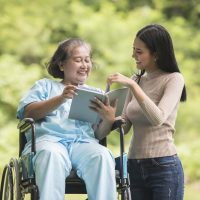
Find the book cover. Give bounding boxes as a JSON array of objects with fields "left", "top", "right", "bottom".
[{"left": 68, "top": 87, "right": 128, "bottom": 124}]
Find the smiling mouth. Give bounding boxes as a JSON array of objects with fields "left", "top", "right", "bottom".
[{"left": 78, "top": 71, "right": 87, "bottom": 76}]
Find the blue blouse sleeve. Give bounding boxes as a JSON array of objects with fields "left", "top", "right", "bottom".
[{"left": 17, "top": 78, "right": 49, "bottom": 119}]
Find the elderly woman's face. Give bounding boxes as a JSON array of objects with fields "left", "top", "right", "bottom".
[{"left": 61, "top": 45, "right": 92, "bottom": 85}]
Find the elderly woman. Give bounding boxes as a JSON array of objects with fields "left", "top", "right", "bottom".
[{"left": 17, "top": 38, "right": 117, "bottom": 200}]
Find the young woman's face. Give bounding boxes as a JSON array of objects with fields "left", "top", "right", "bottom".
[
  {"left": 61, "top": 45, "right": 92, "bottom": 85},
  {"left": 132, "top": 37, "right": 157, "bottom": 72}
]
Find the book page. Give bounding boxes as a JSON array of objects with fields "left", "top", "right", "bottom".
[{"left": 107, "top": 87, "right": 128, "bottom": 116}]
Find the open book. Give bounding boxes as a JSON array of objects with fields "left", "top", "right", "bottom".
[{"left": 68, "top": 87, "right": 128, "bottom": 124}]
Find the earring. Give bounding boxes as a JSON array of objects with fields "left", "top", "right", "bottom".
[
  {"left": 60, "top": 64, "right": 64, "bottom": 71},
  {"left": 59, "top": 62, "right": 64, "bottom": 71}
]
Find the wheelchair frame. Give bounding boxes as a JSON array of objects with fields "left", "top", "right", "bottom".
[{"left": 0, "top": 118, "right": 131, "bottom": 200}]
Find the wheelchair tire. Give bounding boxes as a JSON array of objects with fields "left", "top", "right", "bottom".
[
  {"left": 9, "top": 158, "right": 22, "bottom": 200},
  {"left": 0, "top": 165, "right": 13, "bottom": 200}
]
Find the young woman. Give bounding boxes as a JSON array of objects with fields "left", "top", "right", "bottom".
[
  {"left": 107, "top": 24, "right": 186, "bottom": 200},
  {"left": 17, "top": 38, "right": 117, "bottom": 200}
]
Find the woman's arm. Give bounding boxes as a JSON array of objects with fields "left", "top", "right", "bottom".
[
  {"left": 107, "top": 72, "right": 184, "bottom": 126},
  {"left": 24, "top": 84, "right": 77, "bottom": 121},
  {"left": 94, "top": 119, "right": 115, "bottom": 140},
  {"left": 24, "top": 95, "right": 64, "bottom": 120},
  {"left": 120, "top": 89, "right": 133, "bottom": 134},
  {"left": 138, "top": 73, "right": 184, "bottom": 125}
]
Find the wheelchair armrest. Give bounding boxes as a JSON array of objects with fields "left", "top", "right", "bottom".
[
  {"left": 17, "top": 118, "right": 36, "bottom": 155},
  {"left": 17, "top": 118, "right": 35, "bottom": 132}
]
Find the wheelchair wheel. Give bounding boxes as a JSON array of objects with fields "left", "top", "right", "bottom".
[
  {"left": 9, "top": 158, "right": 22, "bottom": 200},
  {"left": 0, "top": 165, "right": 13, "bottom": 200}
]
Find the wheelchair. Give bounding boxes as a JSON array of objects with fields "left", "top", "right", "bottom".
[{"left": 0, "top": 118, "right": 131, "bottom": 200}]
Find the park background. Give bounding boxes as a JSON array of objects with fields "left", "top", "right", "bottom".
[{"left": 0, "top": 0, "right": 200, "bottom": 199}]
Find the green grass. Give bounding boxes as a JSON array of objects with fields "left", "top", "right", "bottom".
[
  {"left": 64, "top": 182, "right": 200, "bottom": 200},
  {"left": 23, "top": 182, "right": 200, "bottom": 199}
]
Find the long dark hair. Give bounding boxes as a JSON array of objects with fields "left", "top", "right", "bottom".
[{"left": 135, "top": 24, "right": 186, "bottom": 102}]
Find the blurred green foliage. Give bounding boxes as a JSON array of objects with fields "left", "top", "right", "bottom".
[{"left": 0, "top": 0, "right": 200, "bottom": 188}]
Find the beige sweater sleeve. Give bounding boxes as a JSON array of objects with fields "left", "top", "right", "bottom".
[
  {"left": 139, "top": 73, "right": 184, "bottom": 126},
  {"left": 121, "top": 89, "right": 133, "bottom": 133}
]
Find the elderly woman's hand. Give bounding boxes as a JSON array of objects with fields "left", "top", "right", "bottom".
[
  {"left": 60, "top": 84, "right": 77, "bottom": 101},
  {"left": 90, "top": 95, "right": 117, "bottom": 123}
]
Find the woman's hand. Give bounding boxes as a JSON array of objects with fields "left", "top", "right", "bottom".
[
  {"left": 108, "top": 72, "right": 146, "bottom": 108},
  {"left": 107, "top": 72, "right": 133, "bottom": 87},
  {"left": 61, "top": 84, "right": 77, "bottom": 101},
  {"left": 90, "top": 96, "right": 117, "bottom": 123}
]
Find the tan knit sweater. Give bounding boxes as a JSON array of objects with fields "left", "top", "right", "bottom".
[{"left": 123, "top": 69, "right": 184, "bottom": 159}]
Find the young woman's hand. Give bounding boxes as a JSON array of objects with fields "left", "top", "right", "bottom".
[{"left": 107, "top": 72, "right": 133, "bottom": 87}]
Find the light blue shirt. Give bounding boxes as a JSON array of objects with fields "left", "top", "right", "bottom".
[{"left": 17, "top": 78, "right": 103, "bottom": 146}]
